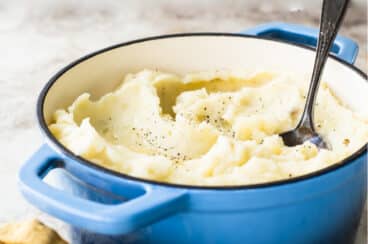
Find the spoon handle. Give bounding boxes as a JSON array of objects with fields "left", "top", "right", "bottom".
[{"left": 299, "top": 0, "right": 350, "bottom": 129}]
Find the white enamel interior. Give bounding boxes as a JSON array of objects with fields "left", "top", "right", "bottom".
[{"left": 43, "top": 35, "right": 368, "bottom": 124}]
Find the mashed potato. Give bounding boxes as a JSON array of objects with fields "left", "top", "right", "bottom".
[{"left": 49, "top": 70, "right": 368, "bottom": 186}]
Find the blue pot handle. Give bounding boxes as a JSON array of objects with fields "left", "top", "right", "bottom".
[
  {"left": 18, "top": 144, "right": 187, "bottom": 235},
  {"left": 240, "top": 22, "right": 359, "bottom": 64}
]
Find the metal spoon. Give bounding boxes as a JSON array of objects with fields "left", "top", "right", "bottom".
[{"left": 280, "top": 0, "right": 350, "bottom": 149}]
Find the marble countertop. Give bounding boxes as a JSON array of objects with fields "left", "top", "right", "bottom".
[{"left": 0, "top": 0, "right": 366, "bottom": 243}]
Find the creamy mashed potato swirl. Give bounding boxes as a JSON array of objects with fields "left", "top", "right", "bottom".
[{"left": 49, "top": 70, "right": 368, "bottom": 186}]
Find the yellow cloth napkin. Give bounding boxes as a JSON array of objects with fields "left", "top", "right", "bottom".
[{"left": 0, "top": 219, "right": 67, "bottom": 244}]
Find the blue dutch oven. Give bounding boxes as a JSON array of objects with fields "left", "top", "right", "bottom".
[{"left": 19, "top": 23, "right": 367, "bottom": 244}]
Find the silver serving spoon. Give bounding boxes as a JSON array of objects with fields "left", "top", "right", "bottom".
[{"left": 280, "top": 0, "right": 350, "bottom": 149}]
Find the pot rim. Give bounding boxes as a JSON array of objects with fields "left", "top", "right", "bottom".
[{"left": 37, "top": 32, "right": 368, "bottom": 190}]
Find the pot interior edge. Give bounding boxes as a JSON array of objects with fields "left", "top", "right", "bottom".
[{"left": 38, "top": 33, "right": 368, "bottom": 190}]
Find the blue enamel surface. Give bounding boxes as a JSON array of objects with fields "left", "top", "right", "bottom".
[
  {"left": 241, "top": 22, "right": 359, "bottom": 64},
  {"left": 18, "top": 144, "right": 187, "bottom": 235},
  {"left": 18, "top": 23, "right": 367, "bottom": 243},
  {"left": 19, "top": 144, "right": 367, "bottom": 243}
]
